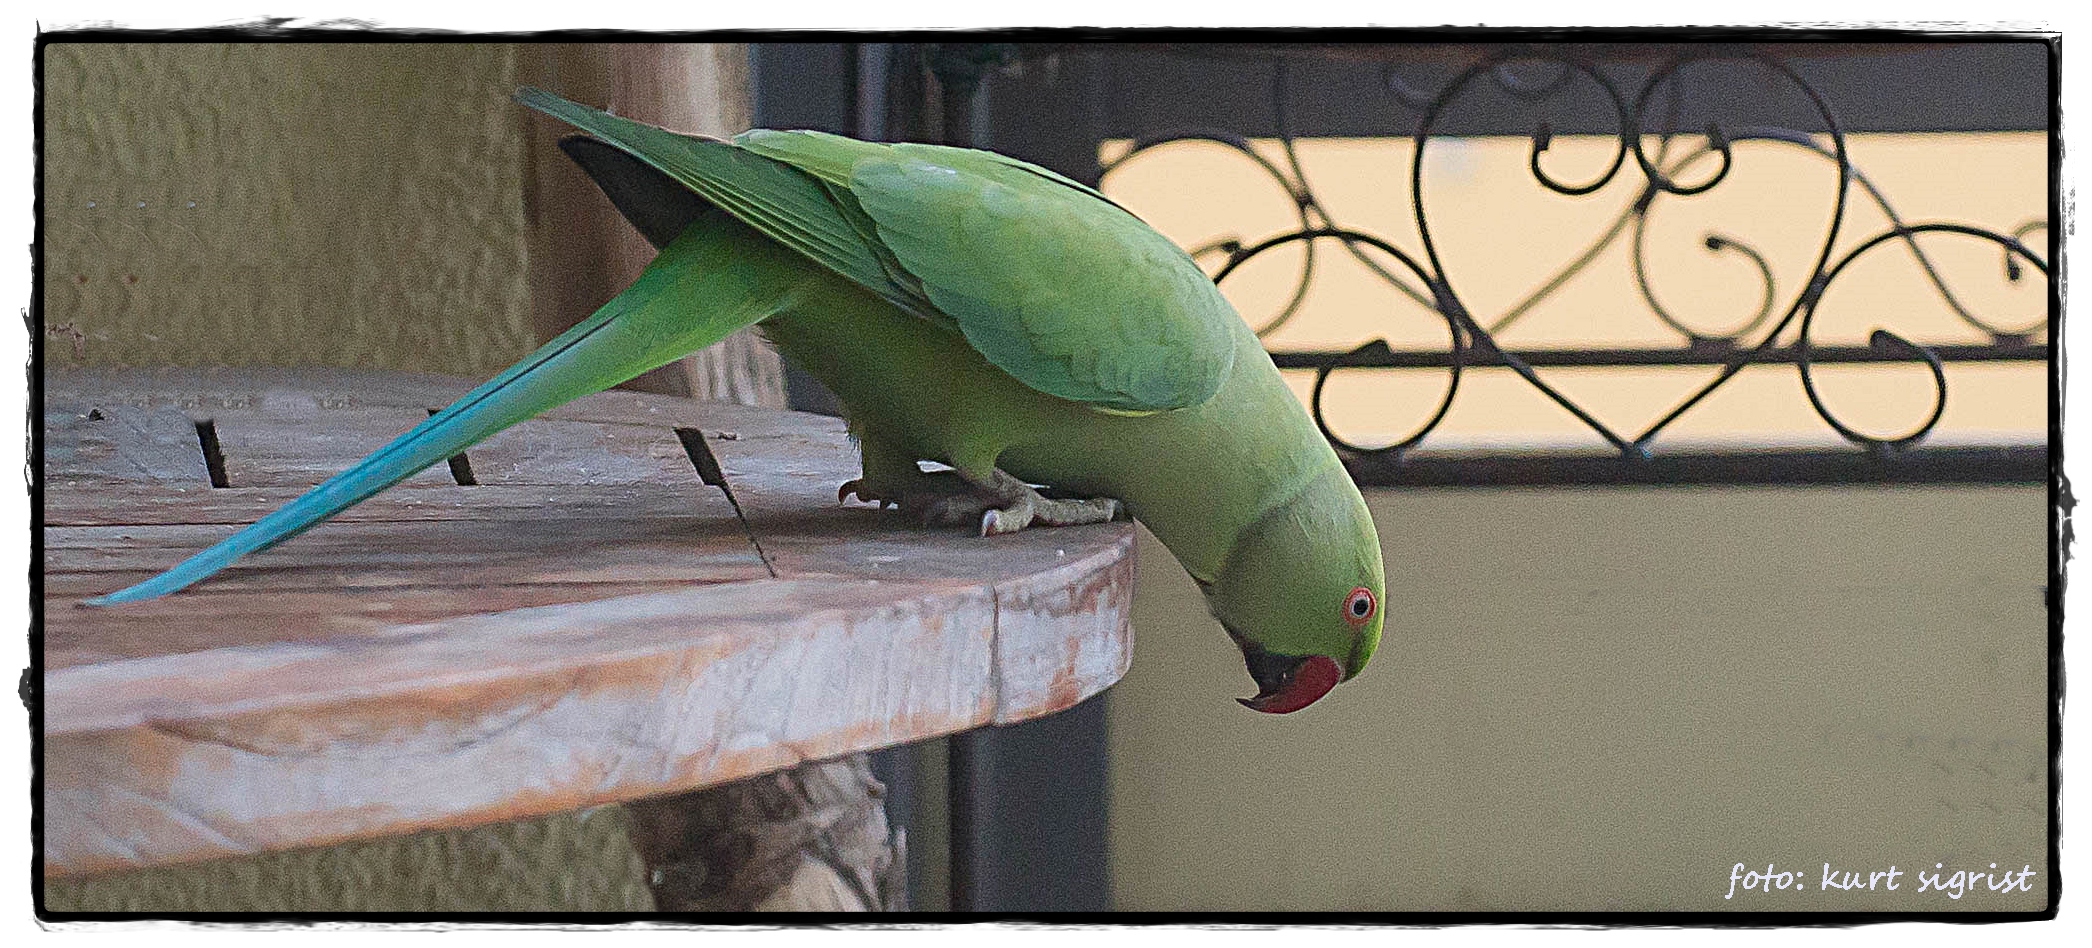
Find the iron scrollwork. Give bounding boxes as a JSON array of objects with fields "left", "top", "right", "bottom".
[{"left": 1096, "top": 46, "right": 2051, "bottom": 469}]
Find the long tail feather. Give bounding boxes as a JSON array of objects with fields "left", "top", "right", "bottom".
[{"left": 88, "top": 213, "right": 799, "bottom": 605}]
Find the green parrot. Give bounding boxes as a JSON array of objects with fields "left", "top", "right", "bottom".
[{"left": 87, "top": 88, "right": 1386, "bottom": 714}]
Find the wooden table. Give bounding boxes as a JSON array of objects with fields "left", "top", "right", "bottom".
[{"left": 39, "top": 368, "right": 1136, "bottom": 879}]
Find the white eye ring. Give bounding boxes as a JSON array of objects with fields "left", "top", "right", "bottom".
[{"left": 1344, "top": 587, "right": 1376, "bottom": 626}]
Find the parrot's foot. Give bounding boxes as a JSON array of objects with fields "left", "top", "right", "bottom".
[
  {"left": 932, "top": 469, "right": 1122, "bottom": 537},
  {"left": 840, "top": 468, "right": 1122, "bottom": 537}
]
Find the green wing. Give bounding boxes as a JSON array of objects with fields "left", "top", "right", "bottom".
[
  {"left": 738, "top": 127, "right": 1236, "bottom": 412},
  {"left": 522, "top": 90, "right": 1237, "bottom": 413}
]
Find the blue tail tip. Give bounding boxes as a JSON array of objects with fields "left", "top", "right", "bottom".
[{"left": 82, "top": 585, "right": 153, "bottom": 608}]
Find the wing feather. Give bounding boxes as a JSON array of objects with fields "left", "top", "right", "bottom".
[
  {"left": 523, "top": 90, "right": 1237, "bottom": 413},
  {"left": 847, "top": 154, "right": 1236, "bottom": 411}
]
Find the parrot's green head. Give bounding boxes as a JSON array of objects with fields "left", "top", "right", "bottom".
[{"left": 1203, "top": 462, "right": 1385, "bottom": 714}]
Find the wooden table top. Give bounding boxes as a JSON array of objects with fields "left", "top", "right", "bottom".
[{"left": 40, "top": 368, "right": 1136, "bottom": 878}]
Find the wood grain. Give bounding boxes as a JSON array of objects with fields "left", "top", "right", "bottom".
[{"left": 41, "top": 369, "right": 1136, "bottom": 878}]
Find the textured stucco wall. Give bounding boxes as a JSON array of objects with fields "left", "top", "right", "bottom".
[
  {"left": 42, "top": 43, "right": 537, "bottom": 374},
  {"left": 1110, "top": 486, "right": 2049, "bottom": 912},
  {"left": 41, "top": 41, "right": 642, "bottom": 914},
  {"left": 42, "top": 807, "right": 652, "bottom": 913}
]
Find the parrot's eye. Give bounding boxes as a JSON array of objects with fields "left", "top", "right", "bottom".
[{"left": 1343, "top": 586, "right": 1376, "bottom": 627}]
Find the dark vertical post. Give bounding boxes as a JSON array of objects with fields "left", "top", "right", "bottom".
[
  {"left": 749, "top": 42, "right": 852, "bottom": 418},
  {"left": 886, "top": 44, "right": 936, "bottom": 143},
  {"left": 945, "top": 703, "right": 1113, "bottom": 913},
  {"left": 855, "top": 43, "right": 892, "bottom": 141}
]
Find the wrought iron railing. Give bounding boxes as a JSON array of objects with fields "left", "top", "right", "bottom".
[{"left": 1078, "top": 44, "right": 2051, "bottom": 485}]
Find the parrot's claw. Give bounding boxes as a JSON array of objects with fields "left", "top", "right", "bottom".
[
  {"left": 977, "top": 495, "right": 1122, "bottom": 536},
  {"left": 917, "top": 491, "right": 996, "bottom": 528},
  {"left": 942, "top": 469, "right": 1122, "bottom": 537},
  {"left": 843, "top": 467, "right": 1123, "bottom": 536}
]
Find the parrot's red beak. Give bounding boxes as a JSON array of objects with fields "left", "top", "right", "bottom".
[{"left": 1235, "top": 648, "right": 1343, "bottom": 715}]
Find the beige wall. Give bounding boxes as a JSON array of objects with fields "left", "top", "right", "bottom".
[
  {"left": 41, "top": 807, "right": 651, "bottom": 913},
  {"left": 42, "top": 43, "right": 537, "bottom": 375},
  {"left": 1110, "top": 485, "right": 2048, "bottom": 911}
]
